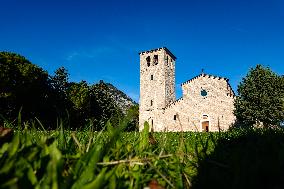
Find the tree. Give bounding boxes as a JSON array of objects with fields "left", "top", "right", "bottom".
[
  {"left": 0, "top": 52, "right": 135, "bottom": 130},
  {"left": 124, "top": 104, "right": 139, "bottom": 131},
  {"left": 51, "top": 67, "right": 69, "bottom": 94},
  {"left": 0, "top": 52, "right": 56, "bottom": 125},
  {"left": 90, "top": 81, "right": 122, "bottom": 130},
  {"left": 66, "top": 81, "right": 91, "bottom": 128},
  {"left": 66, "top": 80, "right": 123, "bottom": 130},
  {"left": 234, "top": 65, "right": 284, "bottom": 127},
  {"left": 0, "top": 52, "right": 22, "bottom": 120},
  {"left": 49, "top": 67, "right": 72, "bottom": 122}
]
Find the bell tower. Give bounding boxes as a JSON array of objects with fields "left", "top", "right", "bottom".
[{"left": 139, "top": 47, "right": 176, "bottom": 131}]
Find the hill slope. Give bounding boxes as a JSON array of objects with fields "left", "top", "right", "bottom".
[{"left": 105, "top": 82, "right": 138, "bottom": 114}]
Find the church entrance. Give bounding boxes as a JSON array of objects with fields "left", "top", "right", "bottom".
[{"left": 202, "top": 121, "right": 209, "bottom": 132}]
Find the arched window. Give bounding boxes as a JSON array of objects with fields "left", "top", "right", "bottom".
[{"left": 146, "top": 56, "right": 150, "bottom": 67}]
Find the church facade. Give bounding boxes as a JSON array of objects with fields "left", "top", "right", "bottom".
[{"left": 139, "top": 47, "right": 236, "bottom": 132}]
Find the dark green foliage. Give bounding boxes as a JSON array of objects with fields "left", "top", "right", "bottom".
[
  {"left": 191, "top": 128, "right": 284, "bottom": 189},
  {"left": 67, "top": 81, "right": 93, "bottom": 128},
  {"left": 234, "top": 65, "right": 284, "bottom": 127},
  {"left": 124, "top": 104, "right": 139, "bottom": 131},
  {"left": 0, "top": 52, "right": 58, "bottom": 127},
  {"left": 65, "top": 80, "right": 122, "bottom": 129},
  {"left": 51, "top": 67, "right": 69, "bottom": 94},
  {"left": 90, "top": 81, "right": 123, "bottom": 130},
  {"left": 49, "top": 67, "right": 73, "bottom": 123},
  {"left": 0, "top": 52, "right": 133, "bottom": 130}
]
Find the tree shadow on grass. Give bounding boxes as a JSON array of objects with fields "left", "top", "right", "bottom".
[{"left": 191, "top": 129, "right": 284, "bottom": 189}]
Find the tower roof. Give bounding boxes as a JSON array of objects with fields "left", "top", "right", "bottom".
[{"left": 138, "top": 47, "right": 177, "bottom": 60}]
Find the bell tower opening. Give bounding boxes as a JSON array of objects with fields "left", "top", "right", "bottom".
[{"left": 146, "top": 56, "right": 151, "bottom": 67}]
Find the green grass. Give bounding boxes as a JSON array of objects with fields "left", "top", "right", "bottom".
[{"left": 1, "top": 121, "right": 284, "bottom": 189}]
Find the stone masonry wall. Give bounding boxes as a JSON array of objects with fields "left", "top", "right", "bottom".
[{"left": 162, "top": 74, "right": 235, "bottom": 132}]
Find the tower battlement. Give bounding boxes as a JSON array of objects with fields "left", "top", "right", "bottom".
[{"left": 139, "top": 47, "right": 177, "bottom": 60}]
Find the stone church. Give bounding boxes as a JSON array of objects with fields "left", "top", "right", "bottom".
[{"left": 139, "top": 47, "right": 236, "bottom": 132}]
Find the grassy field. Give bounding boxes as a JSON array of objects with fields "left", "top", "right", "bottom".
[{"left": 1, "top": 120, "right": 284, "bottom": 189}]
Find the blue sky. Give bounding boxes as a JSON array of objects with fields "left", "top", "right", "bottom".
[{"left": 1, "top": 0, "right": 284, "bottom": 102}]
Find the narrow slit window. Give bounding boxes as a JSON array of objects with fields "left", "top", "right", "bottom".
[
  {"left": 174, "top": 115, "right": 177, "bottom": 120},
  {"left": 150, "top": 100, "right": 153, "bottom": 106},
  {"left": 151, "top": 75, "right": 153, "bottom": 80}
]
